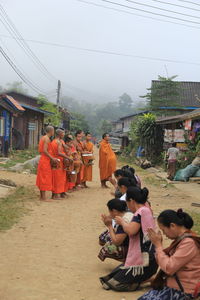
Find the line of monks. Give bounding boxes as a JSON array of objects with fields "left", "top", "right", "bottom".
[{"left": 36, "top": 126, "right": 95, "bottom": 201}]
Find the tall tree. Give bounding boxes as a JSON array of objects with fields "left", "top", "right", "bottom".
[
  {"left": 70, "top": 112, "right": 89, "bottom": 133},
  {"left": 141, "top": 75, "right": 181, "bottom": 111},
  {"left": 6, "top": 81, "right": 28, "bottom": 94},
  {"left": 98, "top": 119, "right": 112, "bottom": 135},
  {"left": 119, "top": 93, "right": 133, "bottom": 113}
]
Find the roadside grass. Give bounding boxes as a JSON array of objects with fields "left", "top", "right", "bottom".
[
  {"left": 118, "top": 155, "right": 173, "bottom": 188},
  {"left": 0, "top": 186, "right": 37, "bottom": 231},
  {"left": 144, "top": 176, "right": 174, "bottom": 189},
  {"left": 0, "top": 149, "right": 38, "bottom": 169},
  {"left": 189, "top": 211, "right": 200, "bottom": 235}
]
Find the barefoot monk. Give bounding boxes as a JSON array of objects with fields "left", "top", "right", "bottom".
[
  {"left": 36, "top": 126, "right": 57, "bottom": 201},
  {"left": 82, "top": 132, "right": 94, "bottom": 188},
  {"left": 50, "top": 129, "right": 68, "bottom": 199},
  {"left": 99, "top": 133, "right": 117, "bottom": 188}
]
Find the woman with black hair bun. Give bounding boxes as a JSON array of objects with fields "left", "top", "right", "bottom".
[
  {"left": 118, "top": 177, "right": 137, "bottom": 201},
  {"left": 138, "top": 209, "right": 200, "bottom": 300},
  {"left": 121, "top": 165, "right": 141, "bottom": 188},
  {"left": 98, "top": 199, "right": 133, "bottom": 262},
  {"left": 100, "top": 186, "right": 158, "bottom": 292}
]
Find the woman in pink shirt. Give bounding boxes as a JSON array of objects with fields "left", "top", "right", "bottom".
[
  {"left": 99, "top": 186, "right": 158, "bottom": 291},
  {"left": 138, "top": 209, "right": 200, "bottom": 300}
]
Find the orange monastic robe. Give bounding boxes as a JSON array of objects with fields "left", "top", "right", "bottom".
[
  {"left": 67, "top": 144, "right": 76, "bottom": 190},
  {"left": 83, "top": 141, "right": 94, "bottom": 182},
  {"left": 36, "top": 137, "right": 52, "bottom": 191},
  {"left": 50, "top": 139, "right": 66, "bottom": 194},
  {"left": 74, "top": 140, "right": 85, "bottom": 185},
  {"left": 99, "top": 139, "right": 116, "bottom": 181}
]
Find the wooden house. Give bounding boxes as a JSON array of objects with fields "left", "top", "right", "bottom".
[
  {"left": 0, "top": 95, "right": 25, "bottom": 156},
  {"left": 156, "top": 108, "right": 200, "bottom": 150},
  {"left": 0, "top": 92, "right": 53, "bottom": 151},
  {"left": 111, "top": 111, "right": 148, "bottom": 148},
  {"left": 151, "top": 81, "right": 200, "bottom": 115}
]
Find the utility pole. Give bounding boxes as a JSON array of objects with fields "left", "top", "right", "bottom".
[{"left": 56, "top": 80, "right": 61, "bottom": 107}]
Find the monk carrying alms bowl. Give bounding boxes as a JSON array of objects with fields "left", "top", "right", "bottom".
[{"left": 82, "top": 153, "right": 95, "bottom": 166}]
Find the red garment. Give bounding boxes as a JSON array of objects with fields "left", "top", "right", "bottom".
[
  {"left": 50, "top": 139, "right": 66, "bottom": 194},
  {"left": 36, "top": 137, "right": 52, "bottom": 191}
]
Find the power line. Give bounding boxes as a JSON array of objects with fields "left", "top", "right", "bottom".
[
  {"left": 0, "top": 3, "right": 57, "bottom": 83},
  {"left": 0, "top": 45, "right": 47, "bottom": 94},
  {"left": 179, "top": 0, "right": 200, "bottom": 7},
  {"left": 0, "top": 37, "right": 47, "bottom": 94},
  {"left": 97, "top": 0, "right": 200, "bottom": 25},
  {"left": 76, "top": 0, "right": 200, "bottom": 29},
  {"left": 152, "top": 0, "right": 200, "bottom": 12},
  {"left": 124, "top": 0, "right": 200, "bottom": 19},
  {"left": 0, "top": 33, "right": 199, "bottom": 66}
]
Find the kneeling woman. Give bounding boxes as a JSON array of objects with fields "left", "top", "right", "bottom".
[
  {"left": 100, "top": 187, "right": 158, "bottom": 292},
  {"left": 138, "top": 209, "right": 200, "bottom": 300},
  {"left": 98, "top": 199, "right": 133, "bottom": 262}
]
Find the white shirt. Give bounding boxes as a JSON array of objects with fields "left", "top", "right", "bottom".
[
  {"left": 120, "top": 193, "right": 126, "bottom": 201},
  {"left": 167, "top": 147, "right": 179, "bottom": 161}
]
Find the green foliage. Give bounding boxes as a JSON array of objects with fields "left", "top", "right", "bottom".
[
  {"left": 37, "top": 95, "right": 61, "bottom": 126},
  {"left": 0, "top": 186, "right": 37, "bottom": 231},
  {"left": 98, "top": 119, "right": 112, "bottom": 135},
  {"left": 2, "top": 149, "right": 38, "bottom": 168},
  {"left": 70, "top": 112, "right": 89, "bottom": 133},
  {"left": 62, "top": 93, "right": 138, "bottom": 136},
  {"left": 6, "top": 81, "right": 28, "bottom": 94},
  {"left": 189, "top": 211, "right": 200, "bottom": 234},
  {"left": 131, "top": 113, "right": 164, "bottom": 162},
  {"left": 196, "top": 140, "right": 200, "bottom": 153},
  {"left": 141, "top": 75, "right": 181, "bottom": 111},
  {"left": 119, "top": 93, "right": 133, "bottom": 113},
  {"left": 177, "top": 150, "right": 197, "bottom": 169}
]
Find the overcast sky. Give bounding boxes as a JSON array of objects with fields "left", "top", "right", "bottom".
[{"left": 0, "top": 0, "right": 199, "bottom": 103}]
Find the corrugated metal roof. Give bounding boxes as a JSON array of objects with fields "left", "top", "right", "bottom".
[
  {"left": 2, "top": 95, "right": 25, "bottom": 112},
  {"left": 119, "top": 111, "right": 148, "bottom": 120},
  {"left": 152, "top": 81, "right": 200, "bottom": 108},
  {"left": 156, "top": 108, "right": 200, "bottom": 125},
  {"left": 20, "top": 104, "right": 54, "bottom": 115}
]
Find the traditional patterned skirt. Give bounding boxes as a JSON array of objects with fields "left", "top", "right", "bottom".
[
  {"left": 99, "top": 254, "right": 158, "bottom": 292},
  {"left": 137, "top": 286, "right": 194, "bottom": 300}
]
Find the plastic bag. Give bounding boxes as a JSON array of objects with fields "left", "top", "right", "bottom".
[
  {"left": 193, "top": 168, "right": 200, "bottom": 177},
  {"left": 174, "top": 165, "right": 199, "bottom": 182}
]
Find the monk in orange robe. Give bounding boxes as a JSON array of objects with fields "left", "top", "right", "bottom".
[
  {"left": 64, "top": 135, "right": 76, "bottom": 191},
  {"left": 82, "top": 132, "right": 94, "bottom": 188},
  {"left": 50, "top": 129, "right": 68, "bottom": 199},
  {"left": 99, "top": 133, "right": 117, "bottom": 188},
  {"left": 73, "top": 130, "right": 85, "bottom": 188},
  {"left": 36, "top": 126, "right": 57, "bottom": 201}
]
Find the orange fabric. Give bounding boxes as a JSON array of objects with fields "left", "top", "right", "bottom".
[
  {"left": 83, "top": 141, "right": 94, "bottom": 182},
  {"left": 36, "top": 137, "right": 52, "bottom": 191},
  {"left": 74, "top": 140, "right": 85, "bottom": 185},
  {"left": 99, "top": 139, "right": 116, "bottom": 181},
  {"left": 50, "top": 139, "right": 66, "bottom": 194},
  {"left": 76, "top": 164, "right": 84, "bottom": 185}
]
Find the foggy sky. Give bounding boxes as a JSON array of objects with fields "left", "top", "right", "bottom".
[{"left": 0, "top": 0, "right": 199, "bottom": 103}]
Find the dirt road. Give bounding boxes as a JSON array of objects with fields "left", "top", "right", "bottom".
[{"left": 0, "top": 150, "right": 199, "bottom": 300}]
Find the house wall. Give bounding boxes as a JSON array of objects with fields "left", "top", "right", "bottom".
[
  {"left": 0, "top": 106, "right": 12, "bottom": 156},
  {"left": 13, "top": 110, "right": 44, "bottom": 149},
  {"left": 123, "top": 116, "right": 136, "bottom": 132},
  {"left": 116, "top": 122, "right": 123, "bottom": 131}
]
